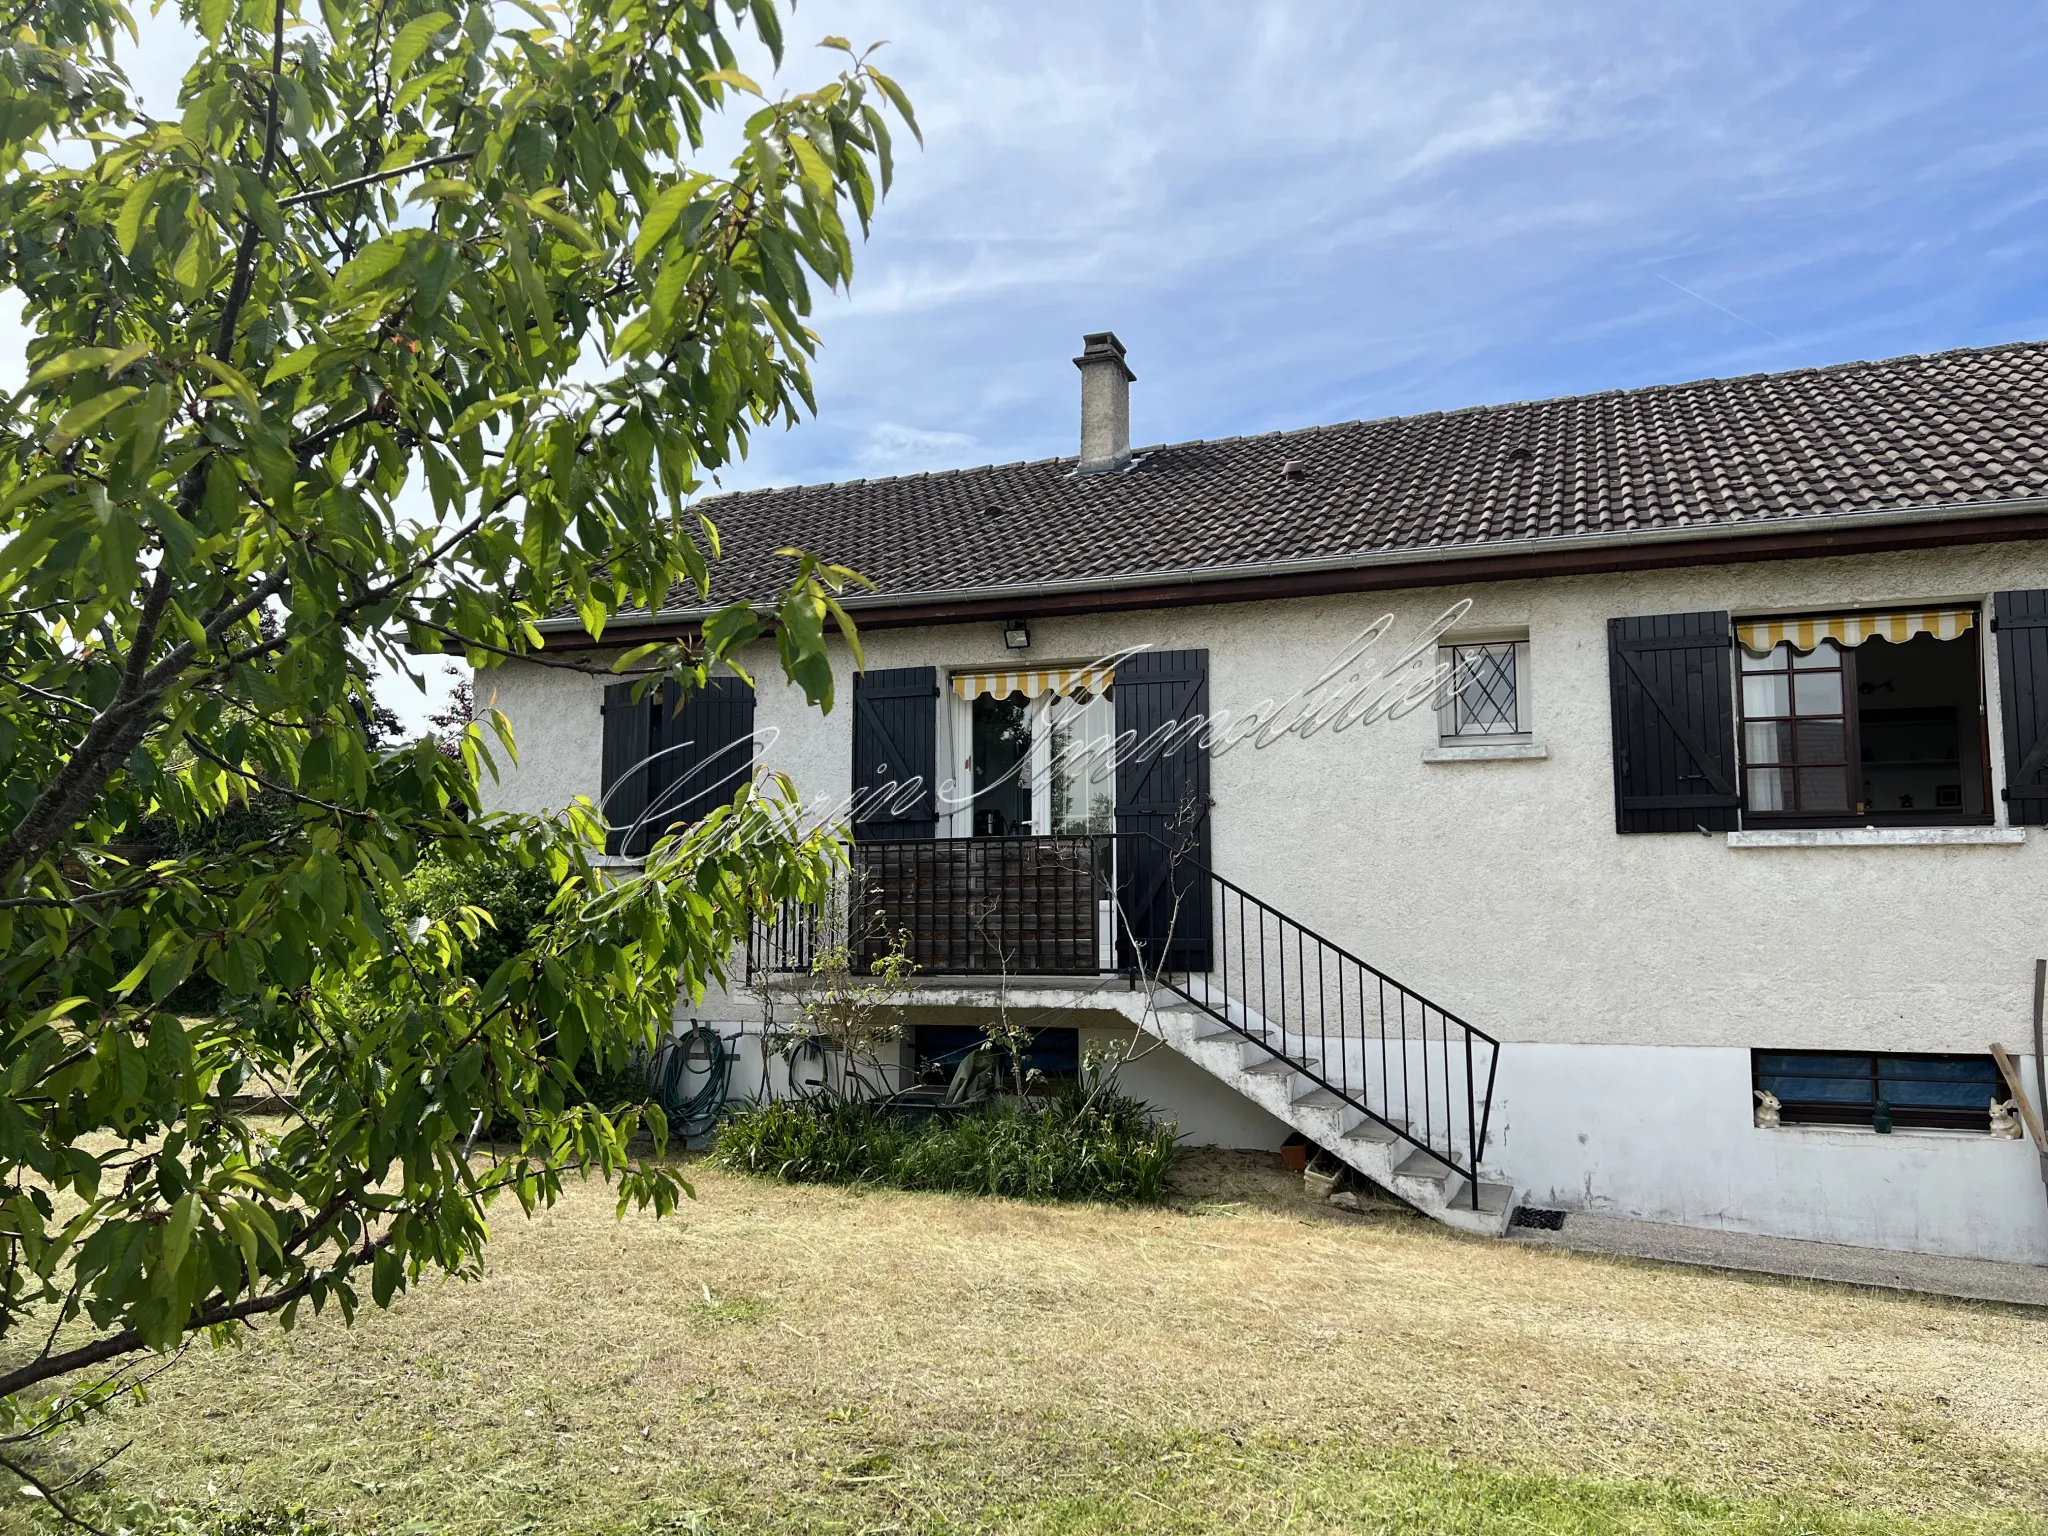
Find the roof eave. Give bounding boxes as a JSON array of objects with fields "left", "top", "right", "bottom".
[{"left": 535, "top": 494, "right": 2048, "bottom": 641}]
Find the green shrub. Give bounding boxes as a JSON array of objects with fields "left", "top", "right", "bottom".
[
  {"left": 397, "top": 841, "right": 651, "bottom": 1115},
  {"left": 710, "top": 1084, "right": 1179, "bottom": 1204},
  {"left": 396, "top": 842, "right": 563, "bottom": 988}
]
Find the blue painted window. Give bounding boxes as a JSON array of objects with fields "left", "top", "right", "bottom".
[{"left": 1753, "top": 1050, "right": 2004, "bottom": 1130}]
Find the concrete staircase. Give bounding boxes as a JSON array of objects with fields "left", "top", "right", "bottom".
[{"left": 1144, "top": 989, "right": 1515, "bottom": 1238}]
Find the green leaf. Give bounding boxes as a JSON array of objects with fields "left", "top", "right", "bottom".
[
  {"left": 698, "top": 68, "right": 763, "bottom": 96},
  {"left": 391, "top": 12, "right": 454, "bottom": 77},
  {"left": 870, "top": 68, "right": 923, "bottom": 145},
  {"left": 633, "top": 181, "right": 693, "bottom": 263},
  {"left": 28, "top": 346, "right": 122, "bottom": 387},
  {"left": 789, "top": 134, "right": 835, "bottom": 203},
  {"left": 333, "top": 235, "right": 410, "bottom": 296},
  {"left": 153, "top": 1194, "right": 200, "bottom": 1299},
  {"left": 191, "top": 355, "right": 261, "bottom": 412},
  {"left": 264, "top": 345, "right": 321, "bottom": 384},
  {"left": 198, "top": 0, "right": 231, "bottom": 43},
  {"left": 746, "top": 0, "right": 783, "bottom": 62},
  {"left": 371, "top": 1245, "right": 402, "bottom": 1307},
  {"left": 445, "top": 392, "right": 525, "bottom": 438},
  {"left": 116, "top": 172, "right": 165, "bottom": 255},
  {"left": 47, "top": 387, "right": 142, "bottom": 450}
]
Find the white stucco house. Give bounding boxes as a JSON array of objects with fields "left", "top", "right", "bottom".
[{"left": 484, "top": 332, "right": 2048, "bottom": 1262}]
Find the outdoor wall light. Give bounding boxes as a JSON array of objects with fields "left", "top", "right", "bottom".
[{"left": 1003, "top": 620, "right": 1032, "bottom": 651}]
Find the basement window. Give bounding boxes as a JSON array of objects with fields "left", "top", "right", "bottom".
[
  {"left": 914, "top": 1025, "right": 1079, "bottom": 1088},
  {"left": 1752, "top": 1049, "right": 2005, "bottom": 1131}
]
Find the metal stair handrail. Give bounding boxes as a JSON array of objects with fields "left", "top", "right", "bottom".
[{"left": 1128, "top": 837, "right": 1500, "bottom": 1209}]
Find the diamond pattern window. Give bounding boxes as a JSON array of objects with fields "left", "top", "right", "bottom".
[{"left": 1438, "top": 640, "right": 1531, "bottom": 740}]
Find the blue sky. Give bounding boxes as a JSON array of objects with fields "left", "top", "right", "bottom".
[
  {"left": 42, "top": 2, "right": 2048, "bottom": 725},
  {"left": 707, "top": 1, "right": 2048, "bottom": 492}
]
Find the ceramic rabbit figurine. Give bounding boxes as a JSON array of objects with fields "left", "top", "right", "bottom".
[
  {"left": 1753, "top": 1089, "right": 1782, "bottom": 1129},
  {"left": 1990, "top": 1098, "right": 2025, "bottom": 1139}
]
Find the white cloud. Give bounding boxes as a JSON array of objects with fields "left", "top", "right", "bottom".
[{"left": 857, "top": 422, "right": 978, "bottom": 469}]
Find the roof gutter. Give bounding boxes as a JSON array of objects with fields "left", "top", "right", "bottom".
[{"left": 536, "top": 494, "right": 2048, "bottom": 643}]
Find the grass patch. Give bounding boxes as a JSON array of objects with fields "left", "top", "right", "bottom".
[
  {"left": 68, "top": 1438, "right": 2048, "bottom": 1535},
  {"left": 15, "top": 1153, "right": 2047, "bottom": 1535},
  {"left": 686, "top": 1288, "right": 772, "bottom": 1328},
  {"left": 708, "top": 1084, "right": 1178, "bottom": 1203}
]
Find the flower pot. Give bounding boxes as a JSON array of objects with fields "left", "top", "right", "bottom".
[{"left": 1303, "top": 1161, "right": 1343, "bottom": 1201}]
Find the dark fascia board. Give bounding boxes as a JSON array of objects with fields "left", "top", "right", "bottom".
[{"left": 536, "top": 497, "right": 2048, "bottom": 649}]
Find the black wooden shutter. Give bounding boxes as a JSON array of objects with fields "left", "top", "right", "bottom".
[
  {"left": 1994, "top": 589, "right": 2048, "bottom": 826},
  {"left": 1114, "top": 648, "right": 1212, "bottom": 970},
  {"left": 1607, "top": 612, "right": 1742, "bottom": 834},
  {"left": 646, "top": 676, "right": 758, "bottom": 839},
  {"left": 599, "top": 679, "right": 654, "bottom": 857},
  {"left": 851, "top": 666, "right": 938, "bottom": 841}
]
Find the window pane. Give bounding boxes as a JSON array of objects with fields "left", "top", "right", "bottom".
[
  {"left": 1794, "top": 720, "right": 1846, "bottom": 764},
  {"left": 1747, "top": 767, "right": 1791, "bottom": 811},
  {"left": 1797, "top": 766, "right": 1850, "bottom": 811},
  {"left": 1756, "top": 1052, "right": 1873, "bottom": 1105},
  {"left": 1793, "top": 669, "right": 1843, "bottom": 713},
  {"left": 1877, "top": 1056, "right": 2002, "bottom": 1109},
  {"left": 1740, "top": 644, "right": 1789, "bottom": 673},
  {"left": 1759, "top": 1071, "right": 1874, "bottom": 1105},
  {"left": 1791, "top": 644, "right": 1841, "bottom": 670},
  {"left": 1757, "top": 1052, "right": 1869, "bottom": 1077},
  {"left": 1046, "top": 690, "right": 1116, "bottom": 834},
  {"left": 970, "top": 693, "right": 1033, "bottom": 835},
  {"left": 1745, "top": 721, "right": 1792, "bottom": 764},
  {"left": 1743, "top": 674, "right": 1790, "bottom": 715},
  {"left": 1451, "top": 644, "right": 1519, "bottom": 734}
]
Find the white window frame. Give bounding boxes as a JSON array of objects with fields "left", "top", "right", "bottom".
[{"left": 944, "top": 672, "right": 1118, "bottom": 838}]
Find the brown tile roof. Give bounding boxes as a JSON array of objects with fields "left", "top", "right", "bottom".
[{"left": 669, "top": 339, "right": 2048, "bottom": 613}]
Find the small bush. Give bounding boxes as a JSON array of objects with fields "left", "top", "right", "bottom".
[{"left": 710, "top": 1084, "right": 1179, "bottom": 1204}]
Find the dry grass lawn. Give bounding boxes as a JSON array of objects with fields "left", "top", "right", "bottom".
[{"left": 28, "top": 1151, "right": 2048, "bottom": 1534}]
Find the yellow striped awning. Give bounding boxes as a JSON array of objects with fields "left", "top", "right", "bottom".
[
  {"left": 1737, "top": 608, "right": 1976, "bottom": 655},
  {"left": 951, "top": 666, "right": 1114, "bottom": 701}
]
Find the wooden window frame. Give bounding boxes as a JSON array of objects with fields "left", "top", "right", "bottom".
[
  {"left": 1737, "top": 638, "right": 1861, "bottom": 825},
  {"left": 1734, "top": 614, "right": 1994, "bottom": 829}
]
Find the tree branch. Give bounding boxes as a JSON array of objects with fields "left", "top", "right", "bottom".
[
  {"left": 211, "top": 0, "right": 290, "bottom": 363},
  {"left": 0, "top": 1228, "right": 391, "bottom": 1402},
  {"left": 276, "top": 149, "right": 474, "bottom": 208}
]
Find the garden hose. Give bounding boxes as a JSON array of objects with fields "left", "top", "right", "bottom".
[
  {"left": 651, "top": 1022, "right": 733, "bottom": 1141},
  {"left": 781, "top": 1035, "right": 831, "bottom": 1099}
]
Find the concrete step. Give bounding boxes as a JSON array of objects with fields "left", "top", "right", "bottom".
[
  {"left": 1342, "top": 1117, "right": 1404, "bottom": 1145},
  {"left": 1242, "top": 1055, "right": 1316, "bottom": 1077},
  {"left": 1194, "top": 1027, "right": 1287, "bottom": 1057},
  {"left": 1428, "top": 1178, "right": 1518, "bottom": 1237},
  {"left": 1140, "top": 985, "right": 1514, "bottom": 1241},
  {"left": 1392, "top": 1149, "right": 1456, "bottom": 1187},
  {"left": 1291, "top": 1086, "right": 1347, "bottom": 1110}
]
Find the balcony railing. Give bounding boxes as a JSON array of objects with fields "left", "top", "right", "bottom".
[{"left": 749, "top": 834, "right": 1113, "bottom": 978}]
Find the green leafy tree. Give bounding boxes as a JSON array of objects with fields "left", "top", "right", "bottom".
[{"left": 0, "top": 0, "right": 913, "bottom": 1496}]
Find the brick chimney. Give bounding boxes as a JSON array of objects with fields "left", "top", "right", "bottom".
[{"left": 1073, "top": 331, "right": 1135, "bottom": 474}]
